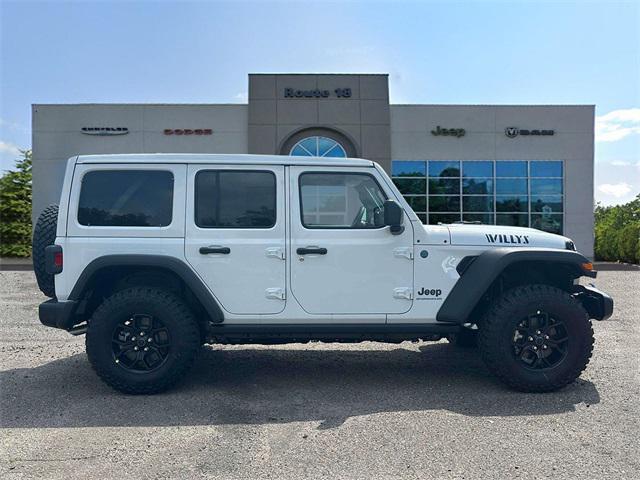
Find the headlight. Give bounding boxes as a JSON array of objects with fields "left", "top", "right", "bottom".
[{"left": 565, "top": 240, "right": 577, "bottom": 251}]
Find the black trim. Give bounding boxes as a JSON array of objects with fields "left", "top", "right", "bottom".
[
  {"left": 437, "top": 248, "right": 596, "bottom": 324},
  {"left": 572, "top": 285, "right": 614, "bottom": 321},
  {"left": 69, "top": 255, "right": 225, "bottom": 324},
  {"left": 39, "top": 299, "right": 78, "bottom": 330},
  {"left": 205, "top": 323, "right": 459, "bottom": 345},
  {"left": 296, "top": 247, "right": 327, "bottom": 255},
  {"left": 199, "top": 246, "right": 231, "bottom": 255}
]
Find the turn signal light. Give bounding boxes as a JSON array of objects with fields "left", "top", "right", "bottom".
[{"left": 582, "top": 262, "right": 594, "bottom": 271}]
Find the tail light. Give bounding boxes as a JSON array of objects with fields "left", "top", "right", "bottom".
[{"left": 45, "top": 245, "right": 63, "bottom": 274}]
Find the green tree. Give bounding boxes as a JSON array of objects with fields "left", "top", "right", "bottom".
[
  {"left": 594, "top": 194, "right": 640, "bottom": 264},
  {"left": 0, "top": 149, "right": 32, "bottom": 257}
]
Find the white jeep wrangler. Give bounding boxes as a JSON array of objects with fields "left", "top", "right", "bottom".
[{"left": 33, "top": 154, "right": 613, "bottom": 394}]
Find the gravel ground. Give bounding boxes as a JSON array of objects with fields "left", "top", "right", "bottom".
[{"left": 1, "top": 270, "right": 638, "bottom": 479}]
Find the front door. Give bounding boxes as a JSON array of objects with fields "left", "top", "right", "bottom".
[
  {"left": 185, "top": 165, "right": 286, "bottom": 315},
  {"left": 289, "top": 166, "right": 414, "bottom": 315}
]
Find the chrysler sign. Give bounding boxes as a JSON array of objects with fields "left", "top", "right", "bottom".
[{"left": 81, "top": 127, "right": 129, "bottom": 136}]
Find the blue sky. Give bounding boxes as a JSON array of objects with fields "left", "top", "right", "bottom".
[{"left": 1, "top": 0, "right": 638, "bottom": 205}]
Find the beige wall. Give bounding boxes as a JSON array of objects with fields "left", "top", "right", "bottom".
[
  {"left": 390, "top": 104, "right": 595, "bottom": 256},
  {"left": 32, "top": 104, "right": 247, "bottom": 222}
]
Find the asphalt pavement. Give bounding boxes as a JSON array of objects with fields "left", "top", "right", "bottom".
[{"left": 1, "top": 270, "right": 638, "bottom": 479}]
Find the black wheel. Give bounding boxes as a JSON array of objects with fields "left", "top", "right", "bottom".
[
  {"left": 86, "top": 287, "right": 201, "bottom": 394},
  {"left": 478, "top": 284, "right": 594, "bottom": 392},
  {"left": 447, "top": 327, "right": 478, "bottom": 348},
  {"left": 32, "top": 204, "right": 59, "bottom": 298}
]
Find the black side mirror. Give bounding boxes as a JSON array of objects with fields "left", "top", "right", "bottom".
[{"left": 383, "top": 199, "right": 405, "bottom": 235}]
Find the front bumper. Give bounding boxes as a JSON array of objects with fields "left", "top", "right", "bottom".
[
  {"left": 573, "top": 285, "right": 614, "bottom": 321},
  {"left": 39, "top": 299, "right": 78, "bottom": 330}
]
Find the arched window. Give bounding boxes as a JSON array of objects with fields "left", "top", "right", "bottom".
[{"left": 289, "top": 136, "right": 347, "bottom": 158}]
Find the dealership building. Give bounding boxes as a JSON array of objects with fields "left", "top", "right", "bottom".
[{"left": 32, "top": 73, "right": 595, "bottom": 256}]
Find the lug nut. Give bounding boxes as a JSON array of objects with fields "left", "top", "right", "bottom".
[
  {"left": 528, "top": 336, "right": 534, "bottom": 341},
  {"left": 544, "top": 335, "right": 550, "bottom": 340},
  {"left": 543, "top": 345, "right": 548, "bottom": 350},
  {"left": 134, "top": 346, "right": 139, "bottom": 351},
  {"left": 533, "top": 346, "right": 538, "bottom": 351},
  {"left": 144, "top": 347, "right": 149, "bottom": 352},
  {"left": 147, "top": 338, "right": 152, "bottom": 343},
  {"left": 140, "top": 332, "right": 145, "bottom": 336},
  {"left": 124, "top": 321, "right": 131, "bottom": 326},
  {"left": 115, "top": 359, "right": 120, "bottom": 363},
  {"left": 131, "top": 337, "right": 136, "bottom": 341},
  {"left": 536, "top": 330, "right": 541, "bottom": 335}
]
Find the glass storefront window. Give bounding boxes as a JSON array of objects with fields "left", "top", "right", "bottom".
[
  {"left": 392, "top": 160, "right": 564, "bottom": 234},
  {"left": 496, "top": 161, "right": 527, "bottom": 177},
  {"left": 463, "top": 161, "right": 493, "bottom": 177},
  {"left": 463, "top": 178, "right": 493, "bottom": 194},
  {"left": 429, "top": 161, "right": 460, "bottom": 177},
  {"left": 531, "top": 161, "right": 562, "bottom": 177},
  {"left": 392, "top": 161, "right": 426, "bottom": 177}
]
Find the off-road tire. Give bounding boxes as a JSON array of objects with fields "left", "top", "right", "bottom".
[
  {"left": 32, "top": 204, "right": 59, "bottom": 298},
  {"left": 86, "top": 287, "right": 201, "bottom": 394},
  {"left": 478, "top": 284, "right": 594, "bottom": 392},
  {"left": 447, "top": 328, "right": 478, "bottom": 348}
]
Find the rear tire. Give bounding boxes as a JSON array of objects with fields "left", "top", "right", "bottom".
[
  {"left": 86, "top": 287, "right": 201, "bottom": 394},
  {"left": 32, "top": 204, "right": 59, "bottom": 298},
  {"left": 478, "top": 284, "right": 593, "bottom": 392}
]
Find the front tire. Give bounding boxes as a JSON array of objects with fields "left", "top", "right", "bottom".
[
  {"left": 478, "top": 284, "right": 594, "bottom": 392},
  {"left": 86, "top": 287, "right": 201, "bottom": 394}
]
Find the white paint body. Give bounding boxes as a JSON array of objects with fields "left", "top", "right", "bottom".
[{"left": 53, "top": 154, "right": 575, "bottom": 325}]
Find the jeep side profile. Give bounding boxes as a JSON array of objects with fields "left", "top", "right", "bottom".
[{"left": 34, "top": 154, "right": 613, "bottom": 394}]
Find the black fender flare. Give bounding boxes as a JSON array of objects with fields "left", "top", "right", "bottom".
[
  {"left": 436, "top": 248, "right": 595, "bottom": 324},
  {"left": 68, "top": 255, "right": 224, "bottom": 323}
]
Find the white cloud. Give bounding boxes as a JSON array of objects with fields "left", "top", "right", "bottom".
[
  {"left": 233, "top": 92, "right": 248, "bottom": 103},
  {"left": 0, "top": 140, "right": 21, "bottom": 156},
  {"left": 597, "top": 182, "right": 633, "bottom": 198},
  {"left": 595, "top": 108, "right": 640, "bottom": 142}
]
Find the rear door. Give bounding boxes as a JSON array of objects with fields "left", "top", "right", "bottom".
[{"left": 185, "top": 165, "right": 286, "bottom": 315}]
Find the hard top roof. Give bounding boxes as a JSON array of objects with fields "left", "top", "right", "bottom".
[{"left": 75, "top": 153, "right": 375, "bottom": 167}]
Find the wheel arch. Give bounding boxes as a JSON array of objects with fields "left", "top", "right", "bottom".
[
  {"left": 437, "top": 248, "right": 595, "bottom": 324},
  {"left": 68, "top": 255, "right": 224, "bottom": 328}
]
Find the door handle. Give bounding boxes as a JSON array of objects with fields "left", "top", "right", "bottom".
[
  {"left": 296, "top": 247, "right": 327, "bottom": 255},
  {"left": 199, "top": 246, "right": 231, "bottom": 255}
]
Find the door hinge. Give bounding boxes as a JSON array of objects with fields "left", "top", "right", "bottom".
[
  {"left": 393, "top": 247, "right": 414, "bottom": 260},
  {"left": 393, "top": 287, "right": 413, "bottom": 300},
  {"left": 265, "top": 247, "right": 285, "bottom": 260},
  {"left": 265, "top": 288, "right": 286, "bottom": 300}
]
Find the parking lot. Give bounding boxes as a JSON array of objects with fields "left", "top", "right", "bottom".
[{"left": 1, "top": 269, "right": 638, "bottom": 479}]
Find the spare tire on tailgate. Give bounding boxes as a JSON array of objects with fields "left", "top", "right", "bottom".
[{"left": 32, "top": 204, "right": 59, "bottom": 298}]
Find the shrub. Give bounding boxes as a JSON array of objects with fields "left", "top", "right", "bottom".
[
  {"left": 594, "top": 194, "right": 640, "bottom": 264},
  {"left": 0, "top": 149, "right": 32, "bottom": 257}
]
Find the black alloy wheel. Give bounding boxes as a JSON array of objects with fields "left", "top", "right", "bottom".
[
  {"left": 112, "top": 313, "right": 171, "bottom": 373},
  {"left": 512, "top": 310, "right": 568, "bottom": 370}
]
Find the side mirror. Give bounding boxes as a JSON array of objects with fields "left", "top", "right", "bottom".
[{"left": 383, "top": 199, "right": 405, "bottom": 235}]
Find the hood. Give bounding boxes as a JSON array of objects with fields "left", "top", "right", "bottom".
[{"left": 445, "top": 223, "right": 571, "bottom": 249}]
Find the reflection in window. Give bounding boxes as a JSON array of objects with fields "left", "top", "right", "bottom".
[
  {"left": 300, "top": 173, "right": 387, "bottom": 229},
  {"left": 78, "top": 170, "right": 174, "bottom": 227},
  {"left": 290, "top": 136, "right": 347, "bottom": 158},
  {"left": 195, "top": 171, "right": 276, "bottom": 228},
  {"left": 391, "top": 160, "right": 564, "bottom": 234}
]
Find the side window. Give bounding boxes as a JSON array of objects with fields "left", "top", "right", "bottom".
[
  {"left": 195, "top": 170, "right": 276, "bottom": 228},
  {"left": 299, "top": 172, "right": 387, "bottom": 229},
  {"left": 78, "top": 170, "right": 173, "bottom": 227}
]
